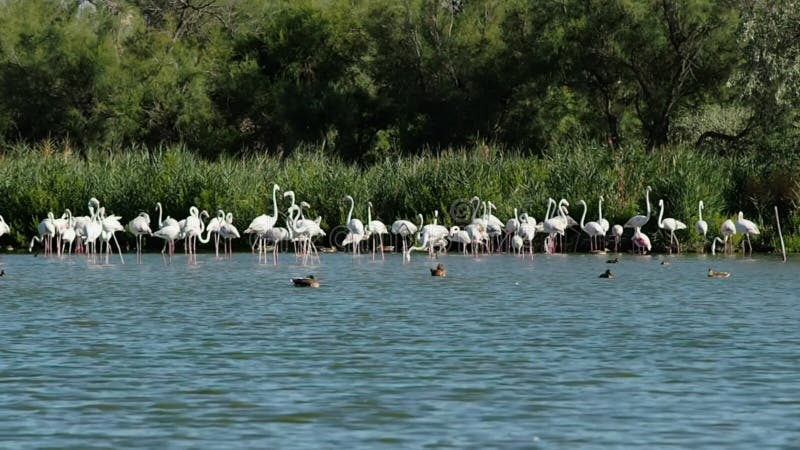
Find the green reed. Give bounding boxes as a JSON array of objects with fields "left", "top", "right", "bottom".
[{"left": 0, "top": 141, "right": 795, "bottom": 253}]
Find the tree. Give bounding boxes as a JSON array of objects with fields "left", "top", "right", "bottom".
[{"left": 558, "top": 0, "right": 740, "bottom": 151}]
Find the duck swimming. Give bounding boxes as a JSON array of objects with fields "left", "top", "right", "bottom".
[
  {"left": 292, "top": 275, "right": 320, "bottom": 288},
  {"left": 606, "top": 257, "right": 619, "bottom": 264},
  {"left": 707, "top": 268, "right": 730, "bottom": 278},
  {"left": 599, "top": 269, "right": 614, "bottom": 279},
  {"left": 430, "top": 263, "right": 446, "bottom": 277}
]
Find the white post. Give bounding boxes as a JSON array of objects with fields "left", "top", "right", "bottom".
[{"left": 775, "top": 206, "right": 787, "bottom": 262}]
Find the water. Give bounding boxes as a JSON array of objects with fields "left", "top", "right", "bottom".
[{"left": 1, "top": 252, "right": 798, "bottom": 448}]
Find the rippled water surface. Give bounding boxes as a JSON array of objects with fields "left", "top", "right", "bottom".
[{"left": 1, "top": 252, "right": 799, "bottom": 448}]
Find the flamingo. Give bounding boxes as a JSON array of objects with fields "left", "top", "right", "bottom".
[
  {"left": 543, "top": 199, "right": 569, "bottom": 254},
  {"left": 286, "top": 204, "right": 324, "bottom": 265},
  {"left": 624, "top": 185, "right": 653, "bottom": 229},
  {"left": 696, "top": 201, "right": 708, "bottom": 253},
  {"left": 502, "top": 208, "right": 520, "bottom": 252},
  {"left": 53, "top": 210, "right": 72, "bottom": 256},
  {"left": 203, "top": 210, "right": 224, "bottom": 258},
  {"left": 404, "top": 213, "right": 450, "bottom": 261},
  {"left": 657, "top": 199, "right": 687, "bottom": 254},
  {"left": 597, "top": 196, "right": 610, "bottom": 250},
  {"left": 153, "top": 219, "right": 181, "bottom": 261},
  {"left": 245, "top": 184, "right": 280, "bottom": 263},
  {"left": 344, "top": 195, "right": 365, "bottom": 255},
  {"left": 632, "top": 226, "right": 651, "bottom": 254},
  {"left": 219, "top": 212, "right": 240, "bottom": 259},
  {"left": 611, "top": 224, "right": 623, "bottom": 253},
  {"left": 129, "top": 212, "right": 152, "bottom": 263},
  {"left": 60, "top": 217, "right": 77, "bottom": 255},
  {"left": 366, "top": 202, "right": 388, "bottom": 260},
  {"left": 516, "top": 213, "right": 537, "bottom": 260},
  {"left": 29, "top": 212, "right": 56, "bottom": 255},
  {"left": 84, "top": 202, "right": 103, "bottom": 261},
  {"left": 417, "top": 213, "right": 450, "bottom": 258},
  {"left": 98, "top": 207, "right": 125, "bottom": 264},
  {"left": 181, "top": 206, "right": 206, "bottom": 261},
  {"left": 735, "top": 211, "right": 760, "bottom": 257},
  {"left": 448, "top": 226, "right": 471, "bottom": 255},
  {"left": 578, "top": 200, "right": 605, "bottom": 253},
  {"left": 485, "top": 202, "right": 505, "bottom": 252},
  {"left": 0, "top": 215, "right": 10, "bottom": 242},
  {"left": 153, "top": 202, "right": 180, "bottom": 260},
  {"left": 713, "top": 219, "right": 737, "bottom": 256},
  {"left": 391, "top": 218, "right": 418, "bottom": 259}
]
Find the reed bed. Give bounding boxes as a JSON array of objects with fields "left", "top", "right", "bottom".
[{"left": 0, "top": 141, "right": 797, "bottom": 253}]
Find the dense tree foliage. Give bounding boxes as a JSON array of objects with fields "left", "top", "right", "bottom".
[{"left": 0, "top": 0, "right": 796, "bottom": 159}]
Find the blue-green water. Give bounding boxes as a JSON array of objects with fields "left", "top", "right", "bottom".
[{"left": 1, "top": 252, "right": 798, "bottom": 448}]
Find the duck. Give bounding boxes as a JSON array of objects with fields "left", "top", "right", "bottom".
[
  {"left": 0, "top": 269, "right": 4, "bottom": 277},
  {"left": 292, "top": 275, "right": 320, "bottom": 288},
  {"left": 660, "top": 260, "right": 671, "bottom": 266},
  {"left": 606, "top": 257, "right": 619, "bottom": 264},
  {"left": 707, "top": 268, "right": 730, "bottom": 278},
  {"left": 430, "top": 263, "right": 446, "bottom": 277},
  {"left": 599, "top": 269, "right": 614, "bottom": 279}
]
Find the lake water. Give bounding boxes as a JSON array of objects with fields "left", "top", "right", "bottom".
[{"left": 1, "top": 251, "right": 798, "bottom": 448}]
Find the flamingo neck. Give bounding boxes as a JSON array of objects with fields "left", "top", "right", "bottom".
[
  {"left": 598, "top": 198, "right": 604, "bottom": 221},
  {"left": 272, "top": 186, "right": 279, "bottom": 220},
  {"left": 346, "top": 197, "right": 354, "bottom": 224},
  {"left": 658, "top": 201, "right": 665, "bottom": 228},
  {"left": 471, "top": 197, "right": 480, "bottom": 221},
  {"left": 580, "top": 202, "right": 587, "bottom": 229},
  {"left": 645, "top": 189, "right": 651, "bottom": 216},
  {"left": 698, "top": 202, "right": 704, "bottom": 221}
]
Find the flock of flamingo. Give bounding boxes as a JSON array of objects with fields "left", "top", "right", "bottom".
[{"left": 0, "top": 184, "right": 762, "bottom": 265}]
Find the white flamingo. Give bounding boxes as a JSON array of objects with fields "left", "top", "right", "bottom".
[
  {"left": 657, "top": 199, "right": 687, "bottom": 254},
  {"left": 60, "top": 218, "right": 77, "bottom": 255},
  {"left": 0, "top": 215, "right": 10, "bottom": 242},
  {"left": 696, "top": 201, "right": 708, "bottom": 253},
  {"left": 543, "top": 199, "right": 569, "bottom": 254},
  {"left": 578, "top": 200, "right": 605, "bottom": 252},
  {"left": 204, "top": 210, "right": 224, "bottom": 258},
  {"left": 517, "top": 213, "right": 537, "bottom": 260},
  {"left": 129, "top": 212, "right": 152, "bottom": 263},
  {"left": 99, "top": 206, "right": 125, "bottom": 264},
  {"left": 219, "top": 212, "right": 240, "bottom": 259},
  {"left": 366, "top": 201, "right": 389, "bottom": 260},
  {"left": 503, "top": 208, "right": 520, "bottom": 252},
  {"left": 29, "top": 212, "right": 56, "bottom": 255},
  {"left": 344, "top": 195, "right": 366, "bottom": 255},
  {"left": 624, "top": 185, "right": 653, "bottom": 229},
  {"left": 245, "top": 184, "right": 281, "bottom": 263},
  {"left": 611, "top": 224, "right": 624, "bottom": 253},
  {"left": 84, "top": 202, "right": 103, "bottom": 261},
  {"left": 712, "top": 219, "right": 737, "bottom": 256},
  {"left": 391, "top": 218, "right": 418, "bottom": 259},
  {"left": 735, "top": 211, "right": 760, "bottom": 257},
  {"left": 448, "top": 226, "right": 471, "bottom": 255},
  {"left": 597, "top": 196, "right": 610, "bottom": 250}
]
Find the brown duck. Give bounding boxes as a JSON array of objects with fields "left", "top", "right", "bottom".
[
  {"left": 292, "top": 275, "right": 320, "bottom": 288},
  {"left": 707, "top": 268, "right": 730, "bottom": 278},
  {"left": 430, "top": 263, "right": 446, "bottom": 277}
]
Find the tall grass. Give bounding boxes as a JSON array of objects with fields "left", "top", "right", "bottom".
[{"left": 0, "top": 141, "right": 795, "bottom": 252}]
